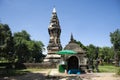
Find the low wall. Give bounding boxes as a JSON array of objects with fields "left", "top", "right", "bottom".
[{"left": 22, "top": 63, "right": 57, "bottom": 69}]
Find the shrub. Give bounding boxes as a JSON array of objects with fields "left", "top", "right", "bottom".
[{"left": 116, "top": 67, "right": 120, "bottom": 75}]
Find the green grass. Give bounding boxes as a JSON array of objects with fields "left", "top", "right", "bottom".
[
  {"left": 99, "top": 64, "right": 119, "bottom": 73},
  {"left": 116, "top": 67, "right": 120, "bottom": 75},
  {"left": 21, "top": 68, "right": 50, "bottom": 72}
]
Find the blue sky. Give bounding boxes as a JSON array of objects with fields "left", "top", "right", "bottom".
[{"left": 0, "top": 0, "right": 120, "bottom": 51}]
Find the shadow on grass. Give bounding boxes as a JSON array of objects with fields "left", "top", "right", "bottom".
[
  {"left": 0, "top": 69, "right": 67, "bottom": 80},
  {"left": 0, "top": 68, "right": 83, "bottom": 80},
  {"left": 0, "top": 63, "right": 27, "bottom": 78},
  {"left": 0, "top": 63, "right": 84, "bottom": 80},
  {"left": 0, "top": 68, "right": 29, "bottom": 77},
  {"left": 0, "top": 68, "right": 45, "bottom": 80}
]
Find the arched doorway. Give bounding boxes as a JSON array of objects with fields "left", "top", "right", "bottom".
[{"left": 67, "top": 56, "right": 79, "bottom": 71}]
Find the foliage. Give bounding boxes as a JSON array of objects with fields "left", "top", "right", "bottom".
[
  {"left": 75, "top": 40, "right": 87, "bottom": 50},
  {"left": 85, "top": 44, "right": 114, "bottom": 64},
  {"left": 13, "top": 30, "right": 44, "bottom": 63},
  {"left": 110, "top": 29, "right": 120, "bottom": 66},
  {"left": 14, "top": 30, "right": 31, "bottom": 40},
  {"left": 0, "top": 23, "right": 45, "bottom": 63},
  {"left": 13, "top": 31, "right": 30, "bottom": 62},
  {"left": 26, "top": 40, "right": 44, "bottom": 62},
  {"left": 86, "top": 44, "right": 97, "bottom": 60},
  {"left": 110, "top": 29, "right": 120, "bottom": 50},
  {"left": 70, "top": 37, "right": 115, "bottom": 65},
  {"left": 99, "top": 47, "right": 114, "bottom": 63},
  {"left": 116, "top": 67, "right": 120, "bottom": 75},
  {"left": 0, "top": 24, "right": 14, "bottom": 62}
]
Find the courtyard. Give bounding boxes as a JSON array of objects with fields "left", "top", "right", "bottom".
[
  {"left": 1, "top": 69, "right": 120, "bottom": 80},
  {"left": 0, "top": 65, "right": 120, "bottom": 80}
]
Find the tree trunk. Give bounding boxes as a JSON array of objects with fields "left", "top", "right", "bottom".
[{"left": 114, "top": 50, "right": 119, "bottom": 66}]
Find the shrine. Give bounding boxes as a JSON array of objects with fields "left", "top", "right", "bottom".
[
  {"left": 64, "top": 34, "right": 87, "bottom": 72},
  {"left": 44, "top": 8, "right": 88, "bottom": 72},
  {"left": 44, "top": 8, "right": 62, "bottom": 62}
]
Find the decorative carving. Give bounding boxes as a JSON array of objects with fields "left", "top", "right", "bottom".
[
  {"left": 47, "top": 8, "right": 62, "bottom": 51},
  {"left": 44, "top": 8, "right": 62, "bottom": 63}
]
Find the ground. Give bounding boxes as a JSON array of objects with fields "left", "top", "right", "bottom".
[{"left": 1, "top": 69, "right": 120, "bottom": 80}]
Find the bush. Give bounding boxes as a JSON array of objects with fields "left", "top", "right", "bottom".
[
  {"left": 0, "top": 63, "right": 14, "bottom": 69},
  {"left": 15, "top": 63, "right": 27, "bottom": 69},
  {"left": 116, "top": 67, "right": 120, "bottom": 75}
]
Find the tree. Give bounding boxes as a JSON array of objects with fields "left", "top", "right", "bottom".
[
  {"left": 86, "top": 44, "right": 99, "bottom": 71},
  {"left": 0, "top": 24, "right": 14, "bottom": 62},
  {"left": 75, "top": 40, "right": 87, "bottom": 50},
  {"left": 110, "top": 29, "right": 120, "bottom": 66},
  {"left": 86, "top": 44, "right": 97, "bottom": 60},
  {"left": 13, "top": 32, "right": 29, "bottom": 62},
  {"left": 13, "top": 30, "right": 44, "bottom": 63},
  {"left": 99, "top": 47, "right": 114, "bottom": 63},
  {"left": 26, "top": 40, "right": 44, "bottom": 62},
  {"left": 14, "top": 30, "right": 31, "bottom": 41}
]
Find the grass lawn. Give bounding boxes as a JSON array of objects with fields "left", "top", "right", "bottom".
[{"left": 99, "top": 64, "right": 119, "bottom": 73}]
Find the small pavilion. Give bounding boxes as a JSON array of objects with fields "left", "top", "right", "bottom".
[{"left": 64, "top": 34, "right": 88, "bottom": 72}]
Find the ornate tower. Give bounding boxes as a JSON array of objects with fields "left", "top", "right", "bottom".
[{"left": 44, "top": 8, "right": 62, "bottom": 63}]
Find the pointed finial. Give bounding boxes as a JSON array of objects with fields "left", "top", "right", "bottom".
[
  {"left": 70, "top": 33, "right": 74, "bottom": 42},
  {"left": 53, "top": 7, "right": 56, "bottom": 13}
]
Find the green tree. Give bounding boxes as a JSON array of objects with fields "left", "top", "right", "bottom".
[
  {"left": 13, "top": 32, "right": 29, "bottom": 63},
  {"left": 0, "top": 24, "right": 13, "bottom": 62},
  {"left": 110, "top": 29, "right": 120, "bottom": 66},
  {"left": 13, "top": 30, "right": 44, "bottom": 63},
  {"left": 86, "top": 44, "right": 97, "bottom": 60},
  {"left": 14, "top": 30, "right": 31, "bottom": 41},
  {"left": 75, "top": 40, "right": 87, "bottom": 50},
  {"left": 26, "top": 40, "right": 44, "bottom": 62},
  {"left": 86, "top": 44, "right": 99, "bottom": 71},
  {"left": 99, "top": 47, "right": 114, "bottom": 63}
]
